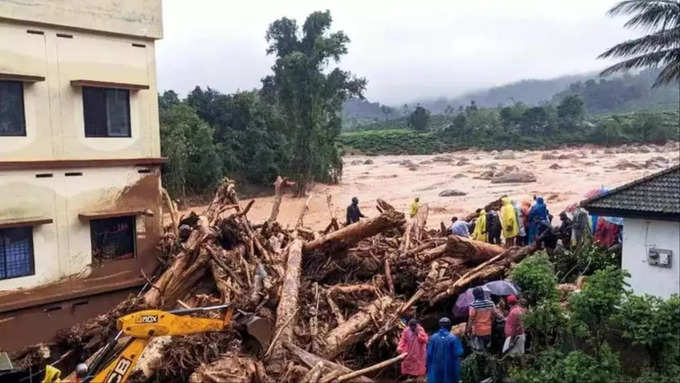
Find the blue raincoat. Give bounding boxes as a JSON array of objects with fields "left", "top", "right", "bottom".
[
  {"left": 426, "top": 328, "right": 464, "bottom": 383},
  {"left": 528, "top": 197, "right": 549, "bottom": 243}
]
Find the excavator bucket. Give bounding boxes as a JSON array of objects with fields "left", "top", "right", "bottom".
[{"left": 245, "top": 316, "right": 273, "bottom": 350}]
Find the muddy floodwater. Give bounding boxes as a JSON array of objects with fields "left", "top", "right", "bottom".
[{"left": 188, "top": 142, "right": 680, "bottom": 230}]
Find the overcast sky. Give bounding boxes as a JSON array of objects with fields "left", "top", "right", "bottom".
[{"left": 156, "top": 0, "right": 638, "bottom": 105}]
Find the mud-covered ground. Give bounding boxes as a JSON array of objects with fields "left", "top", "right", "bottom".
[{"left": 185, "top": 142, "right": 680, "bottom": 229}]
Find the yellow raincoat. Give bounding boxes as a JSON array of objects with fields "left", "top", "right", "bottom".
[
  {"left": 409, "top": 199, "right": 420, "bottom": 217},
  {"left": 500, "top": 197, "right": 519, "bottom": 239},
  {"left": 472, "top": 209, "right": 487, "bottom": 242}
]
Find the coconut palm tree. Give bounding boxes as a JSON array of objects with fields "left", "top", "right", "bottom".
[{"left": 599, "top": 0, "right": 680, "bottom": 87}]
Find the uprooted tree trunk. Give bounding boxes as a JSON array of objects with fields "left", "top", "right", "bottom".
[
  {"left": 284, "top": 342, "right": 373, "bottom": 383},
  {"left": 303, "top": 210, "right": 405, "bottom": 254},
  {"left": 324, "top": 296, "right": 395, "bottom": 359},
  {"left": 267, "top": 240, "right": 303, "bottom": 371},
  {"left": 418, "top": 235, "right": 504, "bottom": 264},
  {"left": 428, "top": 243, "right": 538, "bottom": 304}
]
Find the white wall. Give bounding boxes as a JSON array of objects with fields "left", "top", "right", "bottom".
[{"left": 622, "top": 218, "right": 680, "bottom": 298}]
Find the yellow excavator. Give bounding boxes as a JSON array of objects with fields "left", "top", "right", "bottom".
[{"left": 43, "top": 305, "right": 233, "bottom": 383}]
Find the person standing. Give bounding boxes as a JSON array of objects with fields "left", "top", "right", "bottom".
[
  {"left": 450, "top": 217, "right": 470, "bottom": 238},
  {"left": 486, "top": 210, "right": 502, "bottom": 245},
  {"left": 346, "top": 197, "right": 365, "bottom": 225},
  {"left": 397, "top": 319, "right": 428, "bottom": 380},
  {"left": 520, "top": 200, "right": 531, "bottom": 246},
  {"left": 466, "top": 287, "right": 498, "bottom": 352},
  {"left": 558, "top": 212, "right": 573, "bottom": 249},
  {"left": 471, "top": 209, "right": 487, "bottom": 242},
  {"left": 426, "top": 317, "right": 464, "bottom": 383},
  {"left": 502, "top": 295, "right": 526, "bottom": 355},
  {"left": 500, "top": 197, "right": 519, "bottom": 247},
  {"left": 528, "top": 197, "right": 550, "bottom": 244},
  {"left": 409, "top": 197, "right": 420, "bottom": 218}
]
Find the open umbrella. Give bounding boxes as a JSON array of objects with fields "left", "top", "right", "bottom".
[
  {"left": 452, "top": 286, "right": 491, "bottom": 318},
  {"left": 483, "top": 280, "right": 521, "bottom": 296}
]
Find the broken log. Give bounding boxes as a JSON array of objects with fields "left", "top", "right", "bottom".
[
  {"left": 445, "top": 235, "right": 505, "bottom": 263},
  {"left": 284, "top": 341, "right": 373, "bottom": 383},
  {"left": 334, "top": 354, "right": 406, "bottom": 382},
  {"left": 267, "top": 240, "right": 303, "bottom": 366},
  {"left": 296, "top": 194, "right": 314, "bottom": 229},
  {"left": 429, "top": 243, "right": 538, "bottom": 304},
  {"left": 268, "top": 176, "right": 293, "bottom": 223},
  {"left": 324, "top": 296, "right": 395, "bottom": 359},
  {"left": 144, "top": 228, "right": 215, "bottom": 308},
  {"left": 304, "top": 210, "right": 405, "bottom": 254}
]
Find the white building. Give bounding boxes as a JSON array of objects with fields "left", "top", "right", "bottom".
[
  {"left": 0, "top": 0, "right": 164, "bottom": 350},
  {"left": 582, "top": 165, "right": 680, "bottom": 298}
]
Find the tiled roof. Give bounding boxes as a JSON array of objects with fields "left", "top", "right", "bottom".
[{"left": 581, "top": 164, "right": 680, "bottom": 219}]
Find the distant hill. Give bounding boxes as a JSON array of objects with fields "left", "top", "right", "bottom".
[
  {"left": 342, "top": 69, "right": 679, "bottom": 122},
  {"left": 416, "top": 73, "right": 596, "bottom": 114},
  {"left": 341, "top": 98, "right": 399, "bottom": 129},
  {"left": 552, "top": 69, "right": 679, "bottom": 114}
]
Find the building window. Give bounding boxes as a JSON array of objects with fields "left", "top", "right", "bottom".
[
  {"left": 0, "top": 227, "right": 35, "bottom": 280},
  {"left": 82, "top": 87, "right": 131, "bottom": 137},
  {"left": 0, "top": 81, "right": 26, "bottom": 136},
  {"left": 90, "top": 216, "right": 136, "bottom": 261}
]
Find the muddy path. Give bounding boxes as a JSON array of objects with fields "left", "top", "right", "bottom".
[{"left": 183, "top": 142, "right": 680, "bottom": 230}]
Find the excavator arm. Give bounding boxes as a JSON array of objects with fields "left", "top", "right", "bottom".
[
  {"left": 90, "top": 308, "right": 232, "bottom": 383},
  {"left": 42, "top": 306, "right": 232, "bottom": 383}
]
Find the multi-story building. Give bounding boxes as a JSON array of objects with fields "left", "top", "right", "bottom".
[{"left": 0, "top": 0, "right": 164, "bottom": 350}]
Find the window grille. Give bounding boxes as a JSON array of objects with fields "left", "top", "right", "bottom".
[
  {"left": 0, "top": 227, "right": 34, "bottom": 280},
  {"left": 90, "top": 216, "right": 135, "bottom": 261}
]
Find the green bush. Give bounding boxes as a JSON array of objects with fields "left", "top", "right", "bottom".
[
  {"left": 511, "top": 344, "right": 622, "bottom": 383},
  {"left": 614, "top": 294, "right": 680, "bottom": 370},
  {"left": 552, "top": 244, "right": 620, "bottom": 283},
  {"left": 509, "top": 253, "right": 559, "bottom": 306},
  {"left": 569, "top": 267, "right": 630, "bottom": 348}
]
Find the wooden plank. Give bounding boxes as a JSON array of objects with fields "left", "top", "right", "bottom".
[
  {"left": 0, "top": 217, "right": 53, "bottom": 229},
  {"left": 0, "top": 158, "right": 166, "bottom": 171},
  {"left": 70, "top": 79, "right": 149, "bottom": 90},
  {"left": 0, "top": 73, "right": 45, "bottom": 82}
]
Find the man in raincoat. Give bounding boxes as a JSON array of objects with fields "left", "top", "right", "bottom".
[
  {"left": 397, "top": 319, "right": 428, "bottom": 379},
  {"left": 528, "top": 197, "right": 550, "bottom": 243},
  {"left": 471, "top": 209, "right": 487, "bottom": 242},
  {"left": 426, "top": 317, "right": 464, "bottom": 383},
  {"left": 409, "top": 197, "right": 420, "bottom": 218},
  {"left": 500, "top": 197, "right": 519, "bottom": 247}
]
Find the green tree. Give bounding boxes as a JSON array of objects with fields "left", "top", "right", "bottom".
[
  {"left": 264, "top": 10, "right": 366, "bottom": 195},
  {"left": 599, "top": 0, "right": 680, "bottom": 86},
  {"left": 569, "top": 267, "right": 630, "bottom": 352},
  {"left": 557, "top": 95, "right": 585, "bottom": 125},
  {"left": 408, "top": 106, "right": 431, "bottom": 131},
  {"left": 160, "top": 103, "right": 222, "bottom": 196}
]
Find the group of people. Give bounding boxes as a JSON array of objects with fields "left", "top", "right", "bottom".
[
  {"left": 449, "top": 196, "right": 557, "bottom": 249},
  {"left": 397, "top": 288, "right": 525, "bottom": 382}
]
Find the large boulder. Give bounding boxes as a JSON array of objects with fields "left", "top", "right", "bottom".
[
  {"left": 541, "top": 152, "right": 559, "bottom": 160},
  {"left": 494, "top": 150, "right": 516, "bottom": 160},
  {"left": 364, "top": 159, "right": 374, "bottom": 165},
  {"left": 439, "top": 189, "right": 467, "bottom": 197},
  {"left": 491, "top": 170, "right": 537, "bottom": 183}
]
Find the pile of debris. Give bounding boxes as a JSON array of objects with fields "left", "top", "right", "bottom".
[{"left": 13, "top": 178, "right": 537, "bottom": 383}]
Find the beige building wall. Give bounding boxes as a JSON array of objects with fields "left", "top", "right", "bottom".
[
  {"left": 0, "top": 0, "right": 164, "bottom": 291},
  {"left": 0, "top": 166, "right": 162, "bottom": 290},
  {"left": 0, "top": 0, "right": 162, "bottom": 39},
  {"left": 0, "top": 22, "right": 161, "bottom": 161}
]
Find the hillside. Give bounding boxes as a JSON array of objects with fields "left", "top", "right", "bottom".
[{"left": 342, "top": 69, "right": 679, "bottom": 122}]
